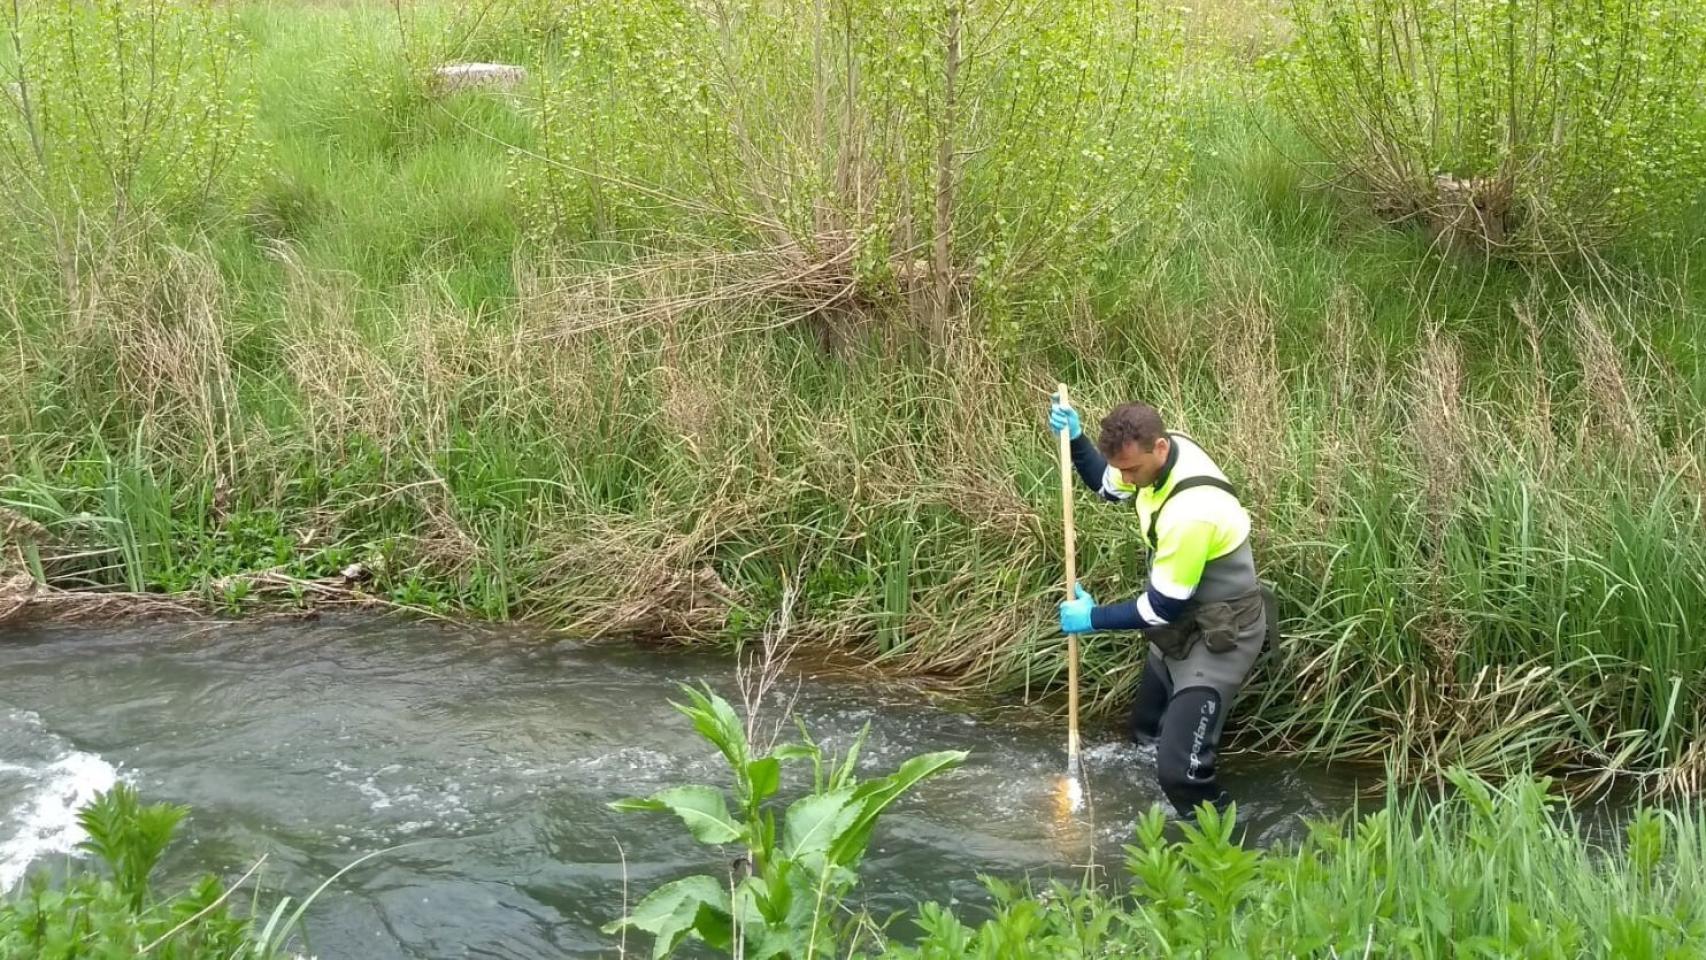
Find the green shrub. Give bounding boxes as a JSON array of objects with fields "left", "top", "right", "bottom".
[
  {"left": 0, "top": 0, "right": 258, "bottom": 249},
  {"left": 510, "top": 0, "right": 1188, "bottom": 337},
  {"left": 0, "top": 784, "right": 273, "bottom": 960},
  {"left": 605, "top": 683, "right": 965, "bottom": 958},
  {"left": 1267, "top": 0, "right": 1706, "bottom": 257}
]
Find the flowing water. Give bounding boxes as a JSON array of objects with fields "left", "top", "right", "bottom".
[{"left": 0, "top": 615, "right": 1368, "bottom": 957}]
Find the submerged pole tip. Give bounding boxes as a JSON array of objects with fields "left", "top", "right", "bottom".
[{"left": 1052, "top": 771, "right": 1085, "bottom": 820}]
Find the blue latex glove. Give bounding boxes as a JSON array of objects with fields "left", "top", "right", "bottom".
[
  {"left": 1059, "top": 584, "right": 1096, "bottom": 634},
  {"left": 1049, "top": 393, "right": 1082, "bottom": 440}
]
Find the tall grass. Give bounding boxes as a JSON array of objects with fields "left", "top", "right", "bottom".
[
  {"left": 1, "top": 0, "right": 1704, "bottom": 798},
  {"left": 878, "top": 768, "right": 1706, "bottom": 957}
]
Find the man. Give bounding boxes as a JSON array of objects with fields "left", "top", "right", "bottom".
[{"left": 1050, "top": 394, "right": 1275, "bottom": 819}]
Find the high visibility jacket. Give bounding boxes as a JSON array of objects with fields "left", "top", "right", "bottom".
[{"left": 1083, "top": 432, "right": 1258, "bottom": 627}]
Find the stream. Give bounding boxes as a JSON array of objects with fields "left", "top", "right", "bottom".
[{"left": 1, "top": 615, "right": 1367, "bottom": 957}]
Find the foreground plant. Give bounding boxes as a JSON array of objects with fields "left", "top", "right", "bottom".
[
  {"left": 0, "top": 784, "right": 290, "bottom": 959},
  {"left": 605, "top": 683, "right": 965, "bottom": 958},
  {"left": 881, "top": 769, "right": 1706, "bottom": 958}
]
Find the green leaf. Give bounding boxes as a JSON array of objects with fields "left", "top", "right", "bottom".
[
  {"left": 746, "top": 757, "right": 782, "bottom": 802},
  {"left": 782, "top": 787, "right": 859, "bottom": 862},
  {"left": 74, "top": 783, "right": 188, "bottom": 912},
  {"left": 743, "top": 866, "right": 792, "bottom": 926},
  {"left": 830, "top": 723, "right": 870, "bottom": 790},
  {"left": 676, "top": 684, "right": 749, "bottom": 772},
  {"left": 831, "top": 750, "right": 965, "bottom": 866},
  {"left": 612, "top": 786, "right": 743, "bottom": 845},
  {"left": 602, "top": 875, "right": 730, "bottom": 959},
  {"left": 772, "top": 743, "right": 818, "bottom": 763}
]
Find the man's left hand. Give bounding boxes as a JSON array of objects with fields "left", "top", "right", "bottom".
[{"left": 1059, "top": 584, "right": 1096, "bottom": 634}]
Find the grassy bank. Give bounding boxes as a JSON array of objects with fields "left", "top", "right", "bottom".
[
  {"left": 870, "top": 770, "right": 1706, "bottom": 958},
  {"left": 2, "top": 0, "right": 1705, "bottom": 796}
]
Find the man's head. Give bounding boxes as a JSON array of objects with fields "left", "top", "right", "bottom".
[{"left": 1097, "top": 403, "right": 1170, "bottom": 488}]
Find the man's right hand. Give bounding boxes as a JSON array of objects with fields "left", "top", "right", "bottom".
[{"left": 1049, "top": 393, "right": 1082, "bottom": 440}]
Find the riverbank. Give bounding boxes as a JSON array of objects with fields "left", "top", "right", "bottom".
[{"left": 3, "top": 0, "right": 1705, "bottom": 798}]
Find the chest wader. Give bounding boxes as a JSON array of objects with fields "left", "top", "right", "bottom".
[{"left": 1128, "top": 477, "right": 1279, "bottom": 819}]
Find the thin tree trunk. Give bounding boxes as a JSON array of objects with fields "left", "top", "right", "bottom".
[{"left": 930, "top": 0, "right": 961, "bottom": 343}]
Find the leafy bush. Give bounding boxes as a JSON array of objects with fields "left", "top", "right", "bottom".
[
  {"left": 1267, "top": 0, "right": 1706, "bottom": 256},
  {"left": 511, "top": 0, "right": 1187, "bottom": 338},
  {"left": 0, "top": 0, "right": 258, "bottom": 249},
  {"left": 0, "top": 784, "right": 286, "bottom": 960},
  {"left": 605, "top": 683, "right": 965, "bottom": 958}
]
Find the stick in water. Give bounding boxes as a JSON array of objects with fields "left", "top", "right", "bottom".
[{"left": 1057, "top": 382, "right": 1083, "bottom": 812}]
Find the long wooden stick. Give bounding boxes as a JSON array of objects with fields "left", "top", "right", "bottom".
[{"left": 1057, "top": 382, "right": 1080, "bottom": 774}]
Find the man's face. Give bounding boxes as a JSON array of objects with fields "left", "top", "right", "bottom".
[{"left": 1107, "top": 437, "right": 1170, "bottom": 489}]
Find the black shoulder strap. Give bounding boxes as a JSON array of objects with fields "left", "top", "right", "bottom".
[{"left": 1146, "top": 476, "right": 1239, "bottom": 549}]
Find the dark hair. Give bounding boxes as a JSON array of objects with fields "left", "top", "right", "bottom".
[{"left": 1097, "top": 403, "right": 1166, "bottom": 457}]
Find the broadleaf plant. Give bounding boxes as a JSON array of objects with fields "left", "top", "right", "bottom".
[{"left": 604, "top": 682, "right": 966, "bottom": 958}]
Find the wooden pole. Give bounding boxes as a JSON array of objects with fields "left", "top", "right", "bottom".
[{"left": 1057, "top": 383, "right": 1080, "bottom": 774}]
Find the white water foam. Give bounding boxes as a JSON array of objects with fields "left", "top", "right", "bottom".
[{"left": 0, "top": 711, "right": 122, "bottom": 893}]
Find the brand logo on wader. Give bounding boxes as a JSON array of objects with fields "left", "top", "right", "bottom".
[{"left": 1187, "top": 698, "right": 1217, "bottom": 780}]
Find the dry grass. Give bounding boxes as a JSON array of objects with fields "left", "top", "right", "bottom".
[
  {"left": 1659, "top": 735, "right": 1706, "bottom": 798},
  {"left": 1408, "top": 329, "right": 1467, "bottom": 513},
  {"left": 1207, "top": 283, "right": 1286, "bottom": 506},
  {"left": 0, "top": 574, "right": 201, "bottom": 625},
  {"left": 1571, "top": 299, "right": 1656, "bottom": 460}
]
